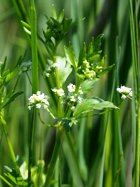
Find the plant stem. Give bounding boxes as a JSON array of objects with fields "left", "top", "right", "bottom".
[
  {"left": 0, "top": 110, "right": 17, "bottom": 168},
  {"left": 44, "top": 129, "right": 61, "bottom": 187},
  {"left": 29, "top": 0, "right": 39, "bottom": 93},
  {"left": 129, "top": 0, "right": 140, "bottom": 186},
  {"left": 28, "top": 108, "right": 35, "bottom": 186},
  {"left": 0, "top": 175, "right": 13, "bottom": 187}
]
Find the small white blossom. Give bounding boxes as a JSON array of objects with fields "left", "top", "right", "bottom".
[
  {"left": 78, "top": 89, "right": 83, "bottom": 95},
  {"left": 28, "top": 91, "right": 49, "bottom": 110},
  {"left": 20, "top": 162, "right": 28, "bottom": 180},
  {"left": 78, "top": 96, "right": 83, "bottom": 103},
  {"left": 52, "top": 88, "right": 65, "bottom": 97},
  {"left": 71, "top": 106, "right": 76, "bottom": 111},
  {"left": 67, "top": 83, "right": 76, "bottom": 93},
  {"left": 68, "top": 95, "right": 76, "bottom": 103},
  {"left": 116, "top": 85, "right": 133, "bottom": 99},
  {"left": 67, "top": 85, "right": 83, "bottom": 106},
  {"left": 121, "top": 95, "right": 127, "bottom": 99},
  {"left": 69, "top": 118, "right": 78, "bottom": 127}
]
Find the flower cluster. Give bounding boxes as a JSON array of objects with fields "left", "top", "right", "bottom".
[
  {"left": 116, "top": 85, "right": 133, "bottom": 99},
  {"left": 28, "top": 91, "right": 49, "bottom": 110},
  {"left": 82, "top": 60, "right": 96, "bottom": 80},
  {"left": 69, "top": 118, "right": 78, "bottom": 127},
  {"left": 52, "top": 88, "right": 65, "bottom": 97},
  {"left": 51, "top": 83, "right": 84, "bottom": 111},
  {"left": 67, "top": 83, "right": 83, "bottom": 110}
]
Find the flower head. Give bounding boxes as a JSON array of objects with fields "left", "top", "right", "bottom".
[
  {"left": 116, "top": 86, "right": 133, "bottom": 99},
  {"left": 52, "top": 88, "right": 65, "bottom": 97},
  {"left": 28, "top": 91, "right": 49, "bottom": 110},
  {"left": 67, "top": 84, "right": 84, "bottom": 107},
  {"left": 82, "top": 60, "right": 96, "bottom": 80},
  {"left": 67, "top": 83, "right": 76, "bottom": 93}
]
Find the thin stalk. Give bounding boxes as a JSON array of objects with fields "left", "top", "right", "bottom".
[
  {"left": 44, "top": 129, "right": 61, "bottom": 187},
  {"left": 54, "top": 66, "right": 63, "bottom": 117},
  {"left": 28, "top": 108, "right": 36, "bottom": 186},
  {"left": 129, "top": 0, "right": 139, "bottom": 186},
  {"left": 28, "top": 1, "right": 39, "bottom": 186},
  {"left": 0, "top": 110, "right": 17, "bottom": 167},
  {"left": 0, "top": 175, "right": 13, "bottom": 187},
  {"left": 29, "top": 0, "right": 39, "bottom": 93},
  {"left": 63, "top": 132, "right": 84, "bottom": 187},
  {"left": 11, "top": 0, "right": 29, "bottom": 22},
  {"left": 11, "top": 1, "right": 58, "bottom": 109}
]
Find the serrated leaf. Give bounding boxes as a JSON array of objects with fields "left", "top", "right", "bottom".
[
  {"left": 88, "top": 34, "right": 103, "bottom": 57},
  {"left": 74, "top": 99, "right": 118, "bottom": 118},
  {"left": 98, "top": 64, "right": 115, "bottom": 77},
  {"left": 81, "top": 80, "right": 98, "bottom": 93}
]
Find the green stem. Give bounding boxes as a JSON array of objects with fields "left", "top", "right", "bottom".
[
  {"left": 129, "top": 0, "right": 139, "bottom": 186},
  {"left": 11, "top": 0, "right": 29, "bottom": 22},
  {"left": 0, "top": 111, "right": 17, "bottom": 167},
  {"left": 0, "top": 175, "right": 13, "bottom": 187},
  {"left": 63, "top": 132, "right": 84, "bottom": 187},
  {"left": 28, "top": 108, "right": 36, "bottom": 186},
  {"left": 44, "top": 129, "right": 61, "bottom": 187},
  {"left": 135, "top": 107, "right": 140, "bottom": 187},
  {"left": 29, "top": 0, "right": 39, "bottom": 93}
]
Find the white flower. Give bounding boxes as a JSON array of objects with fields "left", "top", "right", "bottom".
[
  {"left": 78, "top": 96, "right": 83, "bottom": 103},
  {"left": 67, "top": 85, "right": 83, "bottom": 105},
  {"left": 69, "top": 95, "right": 76, "bottom": 102},
  {"left": 28, "top": 91, "right": 49, "bottom": 110},
  {"left": 116, "top": 85, "right": 133, "bottom": 99},
  {"left": 20, "top": 162, "right": 28, "bottom": 180},
  {"left": 67, "top": 83, "right": 76, "bottom": 93},
  {"left": 69, "top": 118, "right": 78, "bottom": 127},
  {"left": 78, "top": 89, "right": 83, "bottom": 95},
  {"left": 52, "top": 88, "right": 65, "bottom": 97}
]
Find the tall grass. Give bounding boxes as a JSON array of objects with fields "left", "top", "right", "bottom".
[{"left": 0, "top": 0, "right": 139, "bottom": 187}]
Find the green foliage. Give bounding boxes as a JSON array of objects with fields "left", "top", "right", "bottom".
[
  {"left": 0, "top": 1, "right": 139, "bottom": 187},
  {"left": 3, "top": 165, "right": 27, "bottom": 186},
  {"left": 74, "top": 98, "right": 118, "bottom": 118},
  {"left": 43, "top": 7, "right": 72, "bottom": 59}
]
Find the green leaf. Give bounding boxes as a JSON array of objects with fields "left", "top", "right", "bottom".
[
  {"left": 80, "top": 80, "right": 98, "bottom": 93},
  {"left": 88, "top": 34, "right": 103, "bottom": 58},
  {"left": 78, "top": 42, "right": 86, "bottom": 67},
  {"left": 97, "top": 64, "right": 115, "bottom": 77},
  {"left": 64, "top": 46, "right": 77, "bottom": 68},
  {"left": 0, "top": 91, "right": 23, "bottom": 110},
  {"left": 5, "top": 68, "right": 19, "bottom": 84},
  {"left": 4, "top": 165, "right": 27, "bottom": 186},
  {"left": 58, "top": 9, "right": 64, "bottom": 22},
  {"left": 74, "top": 98, "right": 118, "bottom": 118},
  {"left": 53, "top": 56, "right": 72, "bottom": 86},
  {"left": 52, "top": 4, "right": 57, "bottom": 19},
  {"left": 0, "top": 174, "right": 13, "bottom": 187}
]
